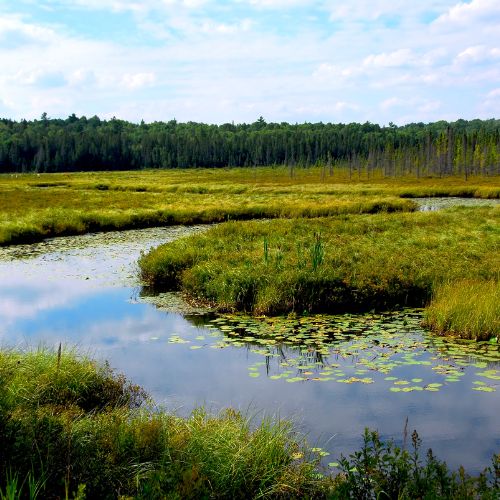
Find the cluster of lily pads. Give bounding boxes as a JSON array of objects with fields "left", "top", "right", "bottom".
[{"left": 163, "top": 310, "right": 499, "bottom": 395}]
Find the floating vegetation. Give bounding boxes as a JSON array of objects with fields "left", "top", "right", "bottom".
[
  {"left": 168, "top": 335, "right": 190, "bottom": 344},
  {"left": 140, "top": 290, "right": 213, "bottom": 315},
  {"left": 161, "top": 310, "right": 500, "bottom": 396},
  {"left": 140, "top": 207, "right": 499, "bottom": 337}
]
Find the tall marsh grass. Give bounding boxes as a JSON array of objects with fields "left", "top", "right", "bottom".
[
  {"left": 1, "top": 349, "right": 498, "bottom": 498},
  {"left": 424, "top": 280, "right": 500, "bottom": 341},
  {"left": 0, "top": 348, "right": 323, "bottom": 499}
]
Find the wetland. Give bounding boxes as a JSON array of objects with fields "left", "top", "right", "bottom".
[
  {"left": 0, "top": 170, "right": 499, "bottom": 497},
  {"left": 1, "top": 221, "right": 498, "bottom": 475}
]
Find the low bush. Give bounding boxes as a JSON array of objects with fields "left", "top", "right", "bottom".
[{"left": 330, "top": 429, "right": 499, "bottom": 499}]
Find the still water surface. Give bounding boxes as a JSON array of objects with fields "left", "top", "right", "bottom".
[{"left": 0, "top": 222, "right": 498, "bottom": 473}]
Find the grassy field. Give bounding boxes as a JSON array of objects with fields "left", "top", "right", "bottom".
[
  {"left": 1, "top": 349, "right": 497, "bottom": 499},
  {"left": 140, "top": 206, "right": 500, "bottom": 340},
  {"left": 2, "top": 168, "right": 499, "bottom": 337},
  {"left": 1, "top": 168, "right": 499, "bottom": 245}
]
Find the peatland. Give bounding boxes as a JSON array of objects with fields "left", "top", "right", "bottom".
[{"left": 1, "top": 167, "right": 499, "bottom": 246}]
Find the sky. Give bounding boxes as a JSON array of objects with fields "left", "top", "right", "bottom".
[{"left": 0, "top": 0, "right": 499, "bottom": 125}]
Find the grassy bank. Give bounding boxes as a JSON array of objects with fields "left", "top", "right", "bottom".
[
  {"left": 2, "top": 168, "right": 499, "bottom": 245},
  {"left": 139, "top": 206, "right": 499, "bottom": 339},
  {"left": 424, "top": 280, "right": 500, "bottom": 341},
  {"left": 1, "top": 349, "right": 498, "bottom": 499},
  {"left": 0, "top": 349, "right": 323, "bottom": 499}
]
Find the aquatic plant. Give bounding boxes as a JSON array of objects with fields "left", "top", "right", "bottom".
[
  {"left": 153, "top": 310, "right": 500, "bottom": 394},
  {"left": 310, "top": 233, "right": 324, "bottom": 271}
]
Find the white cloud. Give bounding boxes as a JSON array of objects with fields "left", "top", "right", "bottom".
[
  {"left": 121, "top": 72, "right": 156, "bottom": 90},
  {"left": 325, "top": 1, "right": 437, "bottom": 22},
  {"left": 363, "top": 49, "right": 414, "bottom": 68},
  {"left": 47, "top": 0, "right": 210, "bottom": 13},
  {"left": 0, "top": 15, "right": 57, "bottom": 47},
  {"left": 434, "top": 0, "right": 500, "bottom": 25},
  {"left": 487, "top": 88, "right": 500, "bottom": 98},
  {"left": 247, "top": 0, "right": 314, "bottom": 8},
  {"left": 200, "top": 19, "right": 253, "bottom": 35},
  {"left": 0, "top": 1, "right": 499, "bottom": 124},
  {"left": 47, "top": 0, "right": 150, "bottom": 13},
  {"left": 454, "top": 45, "right": 500, "bottom": 64},
  {"left": 7, "top": 69, "right": 66, "bottom": 87},
  {"left": 293, "top": 101, "right": 361, "bottom": 119},
  {"left": 380, "top": 97, "right": 441, "bottom": 113},
  {"left": 67, "top": 69, "right": 97, "bottom": 87},
  {"left": 380, "top": 97, "right": 405, "bottom": 110}
]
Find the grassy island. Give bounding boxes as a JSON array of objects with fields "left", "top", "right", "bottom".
[
  {"left": 140, "top": 206, "right": 499, "bottom": 340},
  {"left": 3, "top": 168, "right": 499, "bottom": 340}
]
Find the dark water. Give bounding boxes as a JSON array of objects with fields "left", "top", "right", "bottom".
[{"left": 0, "top": 226, "right": 498, "bottom": 474}]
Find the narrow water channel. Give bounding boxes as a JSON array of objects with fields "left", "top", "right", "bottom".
[{"left": 0, "top": 220, "right": 498, "bottom": 474}]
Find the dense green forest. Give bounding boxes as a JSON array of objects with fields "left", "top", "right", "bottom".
[{"left": 1, "top": 115, "right": 499, "bottom": 176}]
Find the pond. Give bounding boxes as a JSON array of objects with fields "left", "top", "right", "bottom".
[{"left": 0, "top": 225, "right": 498, "bottom": 474}]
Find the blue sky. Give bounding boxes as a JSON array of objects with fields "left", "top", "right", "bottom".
[{"left": 0, "top": 0, "right": 499, "bottom": 124}]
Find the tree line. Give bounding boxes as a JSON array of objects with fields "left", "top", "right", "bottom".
[{"left": 0, "top": 114, "right": 499, "bottom": 177}]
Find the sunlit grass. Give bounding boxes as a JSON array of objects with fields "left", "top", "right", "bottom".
[
  {"left": 0, "top": 348, "right": 324, "bottom": 499},
  {"left": 424, "top": 280, "right": 500, "bottom": 341},
  {"left": 1, "top": 168, "right": 499, "bottom": 245},
  {"left": 1, "top": 348, "right": 498, "bottom": 498}
]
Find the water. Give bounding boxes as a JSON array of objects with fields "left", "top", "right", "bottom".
[
  {"left": 413, "top": 196, "right": 500, "bottom": 211},
  {"left": 0, "top": 225, "right": 498, "bottom": 474}
]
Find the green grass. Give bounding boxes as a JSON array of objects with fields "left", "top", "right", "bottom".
[
  {"left": 2, "top": 168, "right": 499, "bottom": 245},
  {"left": 1, "top": 349, "right": 498, "bottom": 498},
  {"left": 0, "top": 348, "right": 323, "bottom": 499},
  {"left": 424, "top": 280, "right": 500, "bottom": 341},
  {"left": 139, "top": 206, "right": 499, "bottom": 339}
]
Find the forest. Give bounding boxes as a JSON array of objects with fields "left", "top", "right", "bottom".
[{"left": 0, "top": 115, "right": 499, "bottom": 177}]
